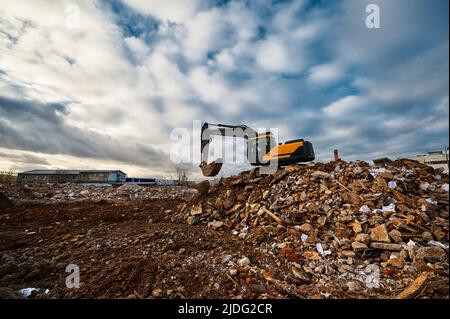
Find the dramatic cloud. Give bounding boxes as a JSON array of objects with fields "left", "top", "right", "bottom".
[
  {"left": 322, "top": 96, "right": 367, "bottom": 117},
  {"left": 0, "top": 0, "right": 448, "bottom": 179},
  {"left": 308, "top": 63, "right": 343, "bottom": 85}
]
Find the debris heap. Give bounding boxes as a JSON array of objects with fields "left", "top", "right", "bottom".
[
  {"left": 180, "top": 159, "right": 449, "bottom": 298},
  {"left": 0, "top": 183, "right": 196, "bottom": 202}
]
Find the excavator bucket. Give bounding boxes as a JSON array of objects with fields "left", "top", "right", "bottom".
[{"left": 200, "top": 159, "right": 223, "bottom": 177}]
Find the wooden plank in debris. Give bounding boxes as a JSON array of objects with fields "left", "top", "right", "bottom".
[
  {"left": 370, "top": 242, "right": 403, "bottom": 251},
  {"left": 261, "top": 207, "right": 283, "bottom": 224},
  {"left": 395, "top": 272, "right": 431, "bottom": 299},
  {"left": 241, "top": 205, "right": 250, "bottom": 225}
]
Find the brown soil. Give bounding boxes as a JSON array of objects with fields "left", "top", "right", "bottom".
[{"left": 0, "top": 198, "right": 283, "bottom": 298}]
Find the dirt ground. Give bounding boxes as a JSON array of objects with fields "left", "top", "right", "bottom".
[
  {"left": 0, "top": 197, "right": 248, "bottom": 298},
  {"left": 0, "top": 180, "right": 448, "bottom": 299}
]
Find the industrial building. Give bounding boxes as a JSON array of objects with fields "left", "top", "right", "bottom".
[
  {"left": 17, "top": 170, "right": 127, "bottom": 183},
  {"left": 407, "top": 150, "right": 449, "bottom": 173}
]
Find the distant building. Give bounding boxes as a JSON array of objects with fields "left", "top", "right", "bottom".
[
  {"left": 126, "top": 177, "right": 156, "bottom": 184},
  {"left": 126, "top": 178, "right": 182, "bottom": 186},
  {"left": 407, "top": 151, "right": 449, "bottom": 173},
  {"left": 125, "top": 177, "right": 195, "bottom": 186},
  {"left": 156, "top": 179, "right": 177, "bottom": 186},
  {"left": 17, "top": 170, "right": 127, "bottom": 183}
]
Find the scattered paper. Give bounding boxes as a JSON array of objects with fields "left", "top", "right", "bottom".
[
  {"left": 363, "top": 264, "right": 380, "bottom": 289},
  {"left": 301, "top": 233, "right": 308, "bottom": 242},
  {"left": 388, "top": 181, "right": 397, "bottom": 189},
  {"left": 405, "top": 240, "right": 416, "bottom": 250},
  {"left": 442, "top": 183, "right": 449, "bottom": 192},
  {"left": 369, "top": 168, "right": 390, "bottom": 178},
  {"left": 359, "top": 205, "right": 371, "bottom": 213},
  {"left": 316, "top": 243, "right": 332, "bottom": 256},
  {"left": 375, "top": 203, "right": 396, "bottom": 213},
  {"left": 401, "top": 167, "right": 415, "bottom": 176},
  {"left": 316, "top": 242, "right": 324, "bottom": 254},
  {"left": 428, "top": 240, "right": 449, "bottom": 249}
]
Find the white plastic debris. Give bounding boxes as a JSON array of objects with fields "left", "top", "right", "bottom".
[
  {"left": 18, "top": 288, "right": 39, "bottom": 297},
  {"left": 388, "top": 181, "right": 397, "bottom": 189},
  {"left": 428, "top": 240, "right": 449, "bottom": 249},
  {"left": 300, "top": 233, "right": 308, "bottom": 242},
  {"left": 316, "top": 243, "right": 332, "bottom": 256},
  {"left": 369, "top": 168, "right": 389, "bottom": 177},
  {"left": 359, "top": 205, "right": 371, "bottom": 213},
  {"left": 442, "top": 183, "right": 449, "bottom": 192},
  {"left": 426, "top": 198, "right": 437, "bottom": 205},
  {"left": 406, "top": 239, "right": 416, "bottom": 248},
  {"left": 316, "top": 243, "right": 324, "bottom": 254},
  {"left": 419, "top": 182, "right": 430, "bottom": 191},
  {"left": 363, "top": 264, "right": 380, "bottom": 289},
  {"left": 237, "top": 256, "right": 250, "bottom": 267},
  {"left": 405, "top": 239, "right": 417, "bottom": 253},
  {"left": 400, "top": 167, "right": 415, "bottom": 176},
  {"left": 380, "top": 203, "right": 396, "bottom": 213},
  {"left": 372, "top": 202, "right": 396, "bottom": 213}
]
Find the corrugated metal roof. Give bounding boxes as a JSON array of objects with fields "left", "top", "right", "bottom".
[
  {"left": 19, "top": 170, "right": 80, "bottom": 175},
  {"left": 18, "top": 169, "right": 126, "bottom": 175},
  {"left": 79, "top": 170, "right": 126, "bottom": 174}
]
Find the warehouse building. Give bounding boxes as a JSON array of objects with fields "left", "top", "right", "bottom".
[
  {"left": 407, "top": 151, "right": 449, "bottom": 173},
  {"left": 17, "top": 170, "right": 127, "bottom": 183}
]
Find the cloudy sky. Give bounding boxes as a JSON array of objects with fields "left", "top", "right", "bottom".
[{"left": 0, "top": 0, "right": 448, "bottom": 180}]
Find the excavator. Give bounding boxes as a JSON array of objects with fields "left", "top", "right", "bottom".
[{"left": 200, "top": 122, "right": 315, "bottom": 176}]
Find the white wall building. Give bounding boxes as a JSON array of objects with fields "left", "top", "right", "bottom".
[{"left": 407, "top": 150, "right": 449, "bottom": 173}]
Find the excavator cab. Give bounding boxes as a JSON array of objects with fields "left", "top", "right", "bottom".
[{"left": 200, "top": 122, "right": 314, "bottom": 177}]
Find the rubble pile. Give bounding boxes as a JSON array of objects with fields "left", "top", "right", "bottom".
[
  {"left": 0, "top": 182, "right": 196, "bottom": 203},
  {"left": 0, "top": 159, "right": 448, "bottom": 298},
  {"left": 180, "top": 159, "right": 449, "bottom": 297}
]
